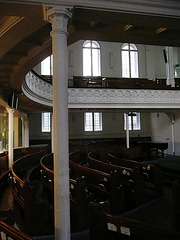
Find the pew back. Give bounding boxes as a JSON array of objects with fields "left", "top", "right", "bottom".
[{"left": 89, "top": 201, "right": 180, "bottom": 240}]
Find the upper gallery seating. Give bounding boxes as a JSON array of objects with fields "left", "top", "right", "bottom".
[{"left": 70, "top": 76, "right": 173, "bottom": 89}]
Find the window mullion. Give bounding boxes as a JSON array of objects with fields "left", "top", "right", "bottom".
[{"left": 91, "top": 41, "right": 93, "bottom": 76}]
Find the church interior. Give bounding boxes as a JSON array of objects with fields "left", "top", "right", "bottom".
[{"left": 0, "top": 0, "right": 180, "bottom": 239}]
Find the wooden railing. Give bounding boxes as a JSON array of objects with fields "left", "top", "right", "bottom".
[
  {"left": 0, "top": 221, "right": 33, "bottom": 240},
  {"left": 70, "top": 76, "right": 174, "bottom": 89}
]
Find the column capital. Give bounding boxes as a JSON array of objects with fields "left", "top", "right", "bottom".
[
  {"left": 43, "top": 5, "right": 72, "bottom": 36},
  {"left": 6, "top": 107, "right": 15, "bottom": 114}
]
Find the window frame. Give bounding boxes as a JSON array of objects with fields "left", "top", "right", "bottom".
[
  {"left": 124, "top": 112, "right": 141, "bottom": 131},
  {"left": 84, "top": 112, "right": 102, "bottom": 132},
  {"left": 83, "top": 40, "right": 101, "bottom": 77},
  {"left": 41, "top": 112, "right": 51, "bottom": 133},
  {"left": 121, "top": 43, "right": 139, "bottom": 78}
]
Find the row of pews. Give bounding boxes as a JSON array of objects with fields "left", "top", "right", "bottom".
[
  {"left": 2, "top": 143, "right": 179, "bottom": 239},
  {"left": 69, "top": 76, "right": 177, "bottom": 89},
  {"left": 40, "top": 149, "right": 180, "bottom": 239}
]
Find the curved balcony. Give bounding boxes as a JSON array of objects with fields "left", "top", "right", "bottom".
[
  {"left": 22, "top": 71, "right": 180, "bottom": 110},
  {"left": 22, "top": 71, "right": 52, "bottom": 107}
]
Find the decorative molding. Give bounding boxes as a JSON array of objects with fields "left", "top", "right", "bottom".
[
  {"left": 23, "top": 71, "right": 180, "bottom": 110},
  {"left": 22, "top": 71, "right": 52, "bottom": 106},
  {"left": 68, "top": 88, "right": 180, "bottom": 109}
]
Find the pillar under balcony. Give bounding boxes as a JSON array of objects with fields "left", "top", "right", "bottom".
[
  {"left": 6, "top": 107, "right": 14, "bottom": 169},
  {"left": 24, "top": 117, "right": 29, "bottom": 148},
  {"left": 46, "top": 6, "right": 71, "bottom": 240}
]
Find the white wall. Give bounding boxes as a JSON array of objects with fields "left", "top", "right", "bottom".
[
  {"left": 69, "top": 111, "right": 151, "bottom": 140},
  {"left": 30, "top": 40, "right": 180, "bottom": 156},
  {"left": 68, "top": 40, "right": 166, "bottom": 79},
  {"left": 150, "top": 112, "right": 180, "bottom": 156}
]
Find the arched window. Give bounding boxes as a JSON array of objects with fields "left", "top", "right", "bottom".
[
  {"left": 83, "top": 40, "right": 101, "bottom": 76},
  {"left": 121, "top": 43, "right": 139, "bottom": 78}
]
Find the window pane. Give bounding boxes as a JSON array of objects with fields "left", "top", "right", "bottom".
[
  {"left": 122, "top": 51, "right": 130, "bottom": 77},
  {"left": 92, "top": 41, "right": 100, "bottom": 48},
  {"left": 84, "top": 113, "right": 93, "bottom": 131},
  {"left": 124, "top": 114, "right": 132, "bottom": 130},
  {"left": 42, "top": 112, "right": 51, "bottom": 132},
  {"left": 83, "top": 40, "right": 91, "bottom": 48},
  {"left": 92, "top": 49, "right": 101, "bottom": 76},
  {"left": 83, "top": 40, "right": 101, "bottom": 77},
  {"left": 83, "top": 48, "right": 91, "bottom": 76},
  {"left": 130, "top": 43, "right": 137, "bottom": 50},
  {"left": 132, "top": 113, "right": 141, "bottom": 130},
  {"left": 130, "top": 51, "right": 139, "bottom": 77},
  {"left": 122, "top": 43, "right": 129, "bottom": 50},
  {"left": 41, "top": 55, "right": 53, "bottom": 75},
  {"left": 121, "top": 43, "right": 138, "bottom": 78},
  {"left": 94, "top": 112, "right": 102, "bottom": 131}
]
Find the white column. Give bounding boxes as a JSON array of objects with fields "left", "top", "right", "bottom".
[
  {"left": 24, "top": 117, "right": 29, "bottom": 148},
  {"left": 170, "top": 114, "right": 175, "bottom": 155},
  {"left": 126, "top": 113, "right": 130, "bottom": 149},
  {"left": 51, "top": 112, "right": 54, "bottom": 153},
  {"left": 7, "top": 108, "right": 14, "bottom": 169},
  {"left": 171, "top": 123, "right": 175, "bottom": 155},
  {"left": 46, "top": 7, "right": 71, "bottom": 240},
  {"left": 165, "top": 46, "right": 175, "bottom": 87}
]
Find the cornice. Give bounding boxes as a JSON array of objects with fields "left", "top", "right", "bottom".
[{"left": 3, "top": 0, "right": 180, "bottom": 18}]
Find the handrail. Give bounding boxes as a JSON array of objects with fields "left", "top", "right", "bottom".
[
  {"left": 31, "top": 69, "right": 52, "bottom": 84},
  {"left": 0, "top": 221, "right": 33, "bottom": 240}
]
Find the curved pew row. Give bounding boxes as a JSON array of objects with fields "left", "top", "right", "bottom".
[
  {"left": 41, "top": 152, "right": 146, "bottom": 219},
  {"left": 0, "top": 171, "right": 15, "bottom": 226},
  {"left": 70, "top": 151, "right": 145, "bottom": 214},
  {"left": 89, "top": 177, "right": 180, "bottom": 240},
  {"left": 87, "top": 152, "right": 145, "bottom": 209},
  {"left": 107, "top": 153, "right": 163, "bottom": 200},
  {"left": 10, "top": 151, "right": 52, "bottom": 236},
  {"left": 0, "top": 146, "right": 50, "bottom": 177},
  {"left": 40, "top": 153, "right": 93, "bottom": 232},
  {"left": 41, "top": 151, "right": 139, "bottom": 230}
]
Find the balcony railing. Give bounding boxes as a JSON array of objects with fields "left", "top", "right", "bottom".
[{"left": 22, "top": 71, "right": 180, "bottom": 109}]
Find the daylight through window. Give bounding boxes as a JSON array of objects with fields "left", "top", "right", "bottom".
[
  {"left": 124, "top": 112, "right": 141, "bottom": 130},
  {"left": 41, "top": 55, "right": 53, "bottom": 75},
  {"left": 83, "top": 40, "right": 101, "bottom": 76},
  {"left": 121, "top": 43, "right": 139, "bottom": 78},
  {"left": 84, "top": 112, "right": 102, "bottom": 131},
  {"left": 42, "top": 112, "right": 51, "bottom": 132}
]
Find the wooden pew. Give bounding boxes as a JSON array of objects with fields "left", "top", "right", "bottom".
[
  {"left": 0, "top": 153, "right": 8, "bottom": 176},
  {"left": 40, "top": 153, "right": 94, "bottom": 232},
  {"left": 88, "top": 201, "right": 180, "bottom": 240},
  {"left": 87, "top": 152, "right": 145, "bottom": 208},
  {"left": 11, "top": 151, "right": 51, "bottom": 236},
  {"left": 70, "top": 176, "right": 94, "bottom": 232},
  {"left": 108, "top": 153, "right": 163, "bottom": 201},
  {"left": 69, "top": 159, "right": 125, "bottom": 214}
]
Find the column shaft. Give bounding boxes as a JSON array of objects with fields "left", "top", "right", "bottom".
[
  {"left": 7, "top": 108, "right": 14, "bottom": 169},
  {"left": 24, "top": 118, "right": 29, "bottom": 148},
  {"left": 48, "top": 8, "right": 71, "bottom": 240}
]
